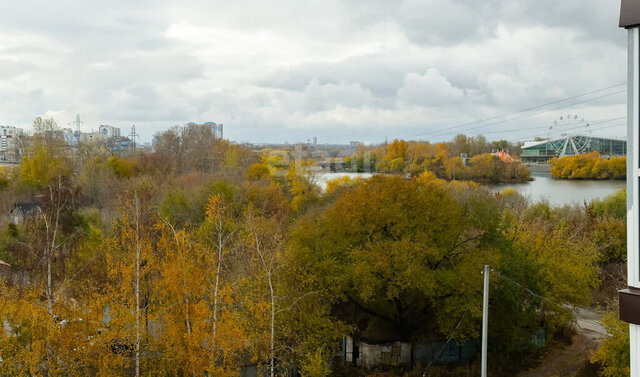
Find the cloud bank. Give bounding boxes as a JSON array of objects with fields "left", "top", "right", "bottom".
[{"left": 0, "top": 0, "right": 627, "bottom": 143}]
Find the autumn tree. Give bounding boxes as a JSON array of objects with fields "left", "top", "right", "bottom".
[
  {"left": 31, "top": 117, "right": 66, "bottom": 156},
  {"left": 198, "top": 193, "right": 244, "bottom": 371},
  {"left": 18, "top": 118, "right": 71, "bottom": 192},
  {"left": 286, "top": 175, "right": 485, "bottom": 342},
  {"left": 550, "top": 152, "right": 626, "bottom": 179},
  {"left": 285, "top": 162, "right": 320, "bottom": 212},
  {"left": 244, "top": 208, "right": 286, "bottom": 377},
  {"left": 501, "top": 194, "right": 599, "bottom": 334},
  {"left": 153, "top": 220, "right": 246, "bottom": 376},
  {"left": 377, "top": 139, "right": 409, "bottom": 173},
  {"left": 591, "top": 309, "right": 629, "bottom": 376},
  {"left": 286, "top": 174, "right": 596, "bottom": 372}
]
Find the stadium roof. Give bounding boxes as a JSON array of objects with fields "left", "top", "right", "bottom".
[{"left": 523, "top": 135, "right": 626, "bottom": 149}]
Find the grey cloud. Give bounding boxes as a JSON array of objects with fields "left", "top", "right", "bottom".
[
  {"left": 0, "top": 0, "right": 628, "bottom": 143},
  {"left": 397, "top": 69, "right": 465, "bottom": 105},
  {"left": 259, "top": 55, "right": 418, "bottom": 99},
  {"left": 344, "top": 0, "right": 622, "bottom": 47}
]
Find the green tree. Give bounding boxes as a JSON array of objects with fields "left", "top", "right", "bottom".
[
  {"left": 287, "top": 175, "right": 487, "bottom": 342},
  {"left": 19, "top": 147, "right": 72, "bottom": 189}
]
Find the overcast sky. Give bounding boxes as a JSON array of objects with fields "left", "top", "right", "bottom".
[{"left": 0, "top": 0, "right": 628, "bottom": 144}]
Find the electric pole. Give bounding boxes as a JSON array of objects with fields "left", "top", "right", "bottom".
[
  {"left": 481, "top": 265, "right": 489, "bottom": 377},
  {"left": 128, "top": 125, "right": 139, "bottom": 153}
]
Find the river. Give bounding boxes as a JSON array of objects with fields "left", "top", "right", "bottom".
[
  {"left": 315, "top": 172, "right": 374, "bottom": 190},
  {"left": 316, "top": 172, "right": 625, "bottom": 207},
  {"left": 491, "top": 172, "right": 625, "bottom": 206}
]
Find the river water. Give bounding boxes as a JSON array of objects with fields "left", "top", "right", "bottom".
[
  {"left": 316, "top": 172, "right": 625, "bottom": 207},
  {"left": 315, "top": 172, "right": 374, "bottom": 190},
  {"left": 491, "top": 172, "right": 625, "bottom": 206}
]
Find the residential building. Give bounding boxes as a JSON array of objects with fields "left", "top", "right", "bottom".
[
  {"left": 186, "top": 122, "right": 224, "bottom": 139},
  {"left": 0, "top": 125, "right": 24, "bottom": 162},
  {"left": 98, "top": 125, "right": 121, "bottom": 139}
]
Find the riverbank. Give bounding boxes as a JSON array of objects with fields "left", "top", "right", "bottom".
[{"left": 525, "top": 163, "right": 551, "bottom": 173}]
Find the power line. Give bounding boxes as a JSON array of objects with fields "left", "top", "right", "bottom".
[
  {"left": 495, "top": 271, "right": 624, "bottom": 337},
  {"left": 590, "top": 116, "right": 627, "bottom": 126},
  {"left": 478, "top": 116, "right": 626, "bottom": 137},
  {"left": 420, "top": 268, "right": 618, "bottom": 377},
  {"left": 423, "top": 89, "right": 625, "bottom": 139},
  {"left": 512, "top": 123, "right": 625, "bottom": 142},
  {"left": 422, "top": 303, "right": 472, "bottom": 377},
  {"left": 409, "top": 82, "right": 626, "bottom": 139},
  {"left": 412, "top": 83, "right": 625, "bottom": 138}
]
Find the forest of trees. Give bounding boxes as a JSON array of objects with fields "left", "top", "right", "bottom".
[
  {"left": 343, "top": 137, "right": 531, "bottom": 183},
  {"left": 0, "top": 118, "right": 629, "bottom": 376},
  {"left": 549, "top": 151, "right": 626, "bottom": 179}
]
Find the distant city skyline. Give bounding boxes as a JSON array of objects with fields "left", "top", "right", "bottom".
[{"left": 0, "top": 0, "right": 627, "bottom": 144}]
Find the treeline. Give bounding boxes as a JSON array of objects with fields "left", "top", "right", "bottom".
[
  {"left": 549, "top": 151, "right": 626, "bottom": 179},
  {"left": 0, "top": 118, "right": 623, "bottom": 376},
  {"left": 343, "top": 136, "right": 530, "bottom": 183}
]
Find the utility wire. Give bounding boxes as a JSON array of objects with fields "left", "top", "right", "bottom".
[
  {"left": 422, "top": 269, "right": 620, "bottom": 377},
  {"left": 410, "top": 83, "right": 625, "bottom": 138},
  {"left": 411, "top": 82, "right": 626, "bottom": 137},
  {"left": 422, "top": 303, "right": 472, "bottom": 377},
  {"left": 478, "top": 116, "right": 626, "bottom": 137},
  {"left": 495, "top": 271, "right": 625, "bottom": 336},
  {"left": 422, "top": 89, "right": 625, "bottom": 139},
  {"left": 512, "top": 123, "right": 625, "bottom": 142}
]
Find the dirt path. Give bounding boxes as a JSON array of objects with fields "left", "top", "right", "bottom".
[{"left": 518, "top": 307, "right": 606, "bottom": 377}]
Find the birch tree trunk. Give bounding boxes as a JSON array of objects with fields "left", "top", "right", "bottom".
[
  {"left": 45, "top": 177, "right": 63, "bottom": 319},
  {"left": 135, "top": 192, "right": 141, "bottom": 377},
  {"left": 268, "top": 273, "right": 275, "bottom": 377},
  {"left": 254, "top": 233, "right": 276, "bottom": 377},
  {"left": 164, "top": 221, "right": 195, "bottom": 377},
  {"left": 211, "top": 229, "right": 223, "bottom": 352}
]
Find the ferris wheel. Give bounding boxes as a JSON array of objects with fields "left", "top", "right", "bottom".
[{"left": 546, "top": 114, "right": 592, "bottom": 157}]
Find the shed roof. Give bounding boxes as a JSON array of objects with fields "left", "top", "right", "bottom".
[{"left": 620, "top": 0, "right": 640, "bottom": 28}]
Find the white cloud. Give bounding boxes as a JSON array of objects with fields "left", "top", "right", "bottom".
[
  {"left": 0, "top": 0, "right": 628, "bottom": 143},
  {"left": 397, "top": 69, "right": 465, "bottom": 105}
]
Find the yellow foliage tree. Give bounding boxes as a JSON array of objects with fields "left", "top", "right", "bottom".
[
  {"left": 19, "top": 147, "right": 72, "bottom": 189},
  {"left": 286, "top": 162, "right": 320, "bottom": 212},
  {"left": 100, "top": 212, "right": 156, "bottom": 376},
  {"left": 550, "top": 152, "right": 626, "bottom": 179}
]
